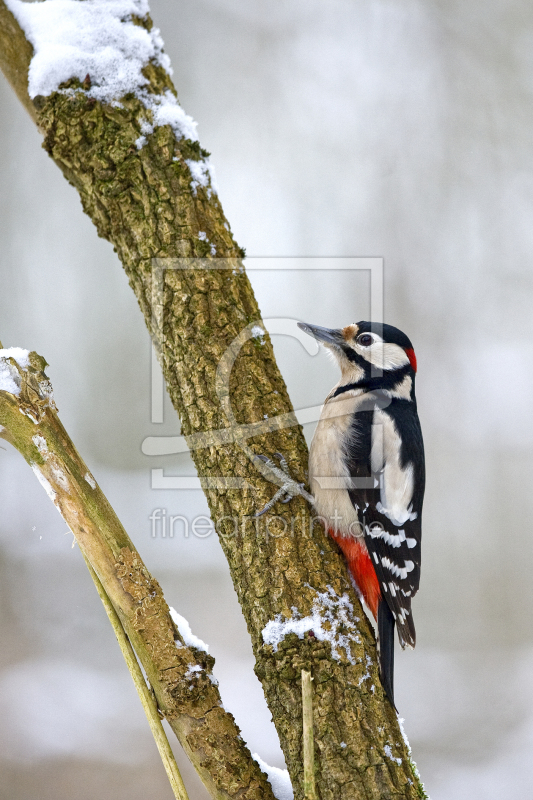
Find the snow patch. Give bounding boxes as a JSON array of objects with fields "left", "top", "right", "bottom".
[
  {"left": 5, "top": 0, "right": 217, "bottom": 192},
  {"left": 0, "top": 348, "right": 30, "bottom": 395},
  {"left": 134, "top": 89, "right": 199, "bottom": 148},
  {"left": 197, "top": 231, "right": 217, "bottom": 254},
  {"left": 384, "top": 743, "right": 402, "bottom": 765},
  {"left": 84, "top": 472, "right": 96, "bottom": 489},
  {"left": 31, "top": 464, "right": 58, "bottom": 504},
  {"left": 252, "top": 753, "right": 293, "bottom": 800},
  {"left": 397, "top": 716, "right": 410, "bottom": 750},
  {"left": 251, "top": 325, "right": 267, "bottom": 345},
  {"left": 184, "top": 664, "right": 203, "bottom": 690},
  {"left": 397, "top": 716, "right": 427, "bottom": 790},
  {"left": 358, "top": 654, "right": 373, "bottom": 686},
  {"left": 6, "top": 0, "right": 168, "bottom": 102},
  {"left": 0, "top": 364, "right": 20, "bottom": 395},
  {"left": 185, "top": 158, "right": 218, "bottom": 197},
  {"left": 262, "top": 586, "right": 361, "bottom": 664},
  {"left": 32, "top": 435, "right": 49, "bottom": 456},
  {"left": 169, "top": 607, "right": 209, "bottom": 653},
  {"left": 0, "top": 347, "right": 30, "bottom": 369}
]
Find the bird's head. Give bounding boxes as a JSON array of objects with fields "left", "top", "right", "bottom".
[{"left": 297, "top": 320, "right": 417, "bottom": 393}]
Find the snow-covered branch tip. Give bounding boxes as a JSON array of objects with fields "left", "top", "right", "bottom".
[
  {"left": 5, "top": 0, "right": 217, "bottom": 192},
  {"left": 0, "top": 347, "right": 56, "bottom": 422}
]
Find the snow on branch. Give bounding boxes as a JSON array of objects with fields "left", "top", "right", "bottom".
[{"left": 6, "top": 0, "right": 217, "bottom": 180}]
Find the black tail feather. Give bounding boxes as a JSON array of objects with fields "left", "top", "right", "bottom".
[{"left": 378, "top": 600, "right": 396, "bottom": 709}]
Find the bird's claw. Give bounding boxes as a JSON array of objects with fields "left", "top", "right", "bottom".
[{"left": 253, "top": 452, "right": 314, "bottom": 517}]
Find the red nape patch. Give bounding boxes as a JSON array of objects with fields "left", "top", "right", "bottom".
[
  {"left": 328, "top": 530, "right": 381, "bottom": 620},
  {"left": 405, "top": 347, "right": 417, "bottom": 372}
]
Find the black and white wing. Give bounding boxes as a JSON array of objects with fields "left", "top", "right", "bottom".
[{"left": 346, "top": 397, "right": 425, "bottom": 649}]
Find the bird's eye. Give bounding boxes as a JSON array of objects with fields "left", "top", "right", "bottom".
[{"left": 357, "top": 334, "right": 373, "bottom": 347}]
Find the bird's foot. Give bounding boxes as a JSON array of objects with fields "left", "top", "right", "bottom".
[{"left": 253, "top": 452, "right": 314, "bottom": 517}]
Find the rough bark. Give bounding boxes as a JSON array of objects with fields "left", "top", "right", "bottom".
[
  {"left": 0, "top": 4, "right": 427, "bottom": 798},
  {"left": 0, "top": 350, "right": 274, "bottom": 800}
]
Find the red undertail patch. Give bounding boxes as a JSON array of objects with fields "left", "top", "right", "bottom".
[{"left": 328, "top": 530, "right": 381, "bottom": 620}]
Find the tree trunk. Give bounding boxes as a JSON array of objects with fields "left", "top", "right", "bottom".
[{"left": 0, "top": 3, "right": 427, "bottom": 798}]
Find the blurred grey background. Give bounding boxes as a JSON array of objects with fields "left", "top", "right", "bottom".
[{"left": 1, "top": 1, "right": 533, "bottom": 797}]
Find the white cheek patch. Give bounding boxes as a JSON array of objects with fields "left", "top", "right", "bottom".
[{"left": 361, "top": 342, "right": 410, "bottom": 371}]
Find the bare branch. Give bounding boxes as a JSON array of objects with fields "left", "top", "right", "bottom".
[{"left": 0, "top": 349, "right": 275, "bottom": 800}]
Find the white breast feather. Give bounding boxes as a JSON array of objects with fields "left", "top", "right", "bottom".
[{"left": 309, "top": 391, "right": 364, "bottom": 536}]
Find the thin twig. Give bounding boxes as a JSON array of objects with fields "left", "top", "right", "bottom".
[
  {"left": 302, "top": 670, "right": 317, "bottom": 800},
  {"left": 83, "top": 554, "right": 190, "bottom": 800}
]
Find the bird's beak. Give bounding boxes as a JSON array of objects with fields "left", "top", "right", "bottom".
[{"left": 297, "top": 322, "right": 344, "bottom": 347}]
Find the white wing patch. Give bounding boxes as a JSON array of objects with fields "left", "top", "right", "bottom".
[
  {"left": 380, "top": 557, "right": 415, "bottom": 580},
  {"left": 371, "top": 409, "right": 416, "bottom": 526},
  {"left": 366, "top": 524, "right": 417, "bottom": 549}
]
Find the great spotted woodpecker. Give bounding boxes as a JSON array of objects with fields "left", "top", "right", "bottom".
[{"left": 297, "top": 320, "right": 425, "bottom": 707}]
